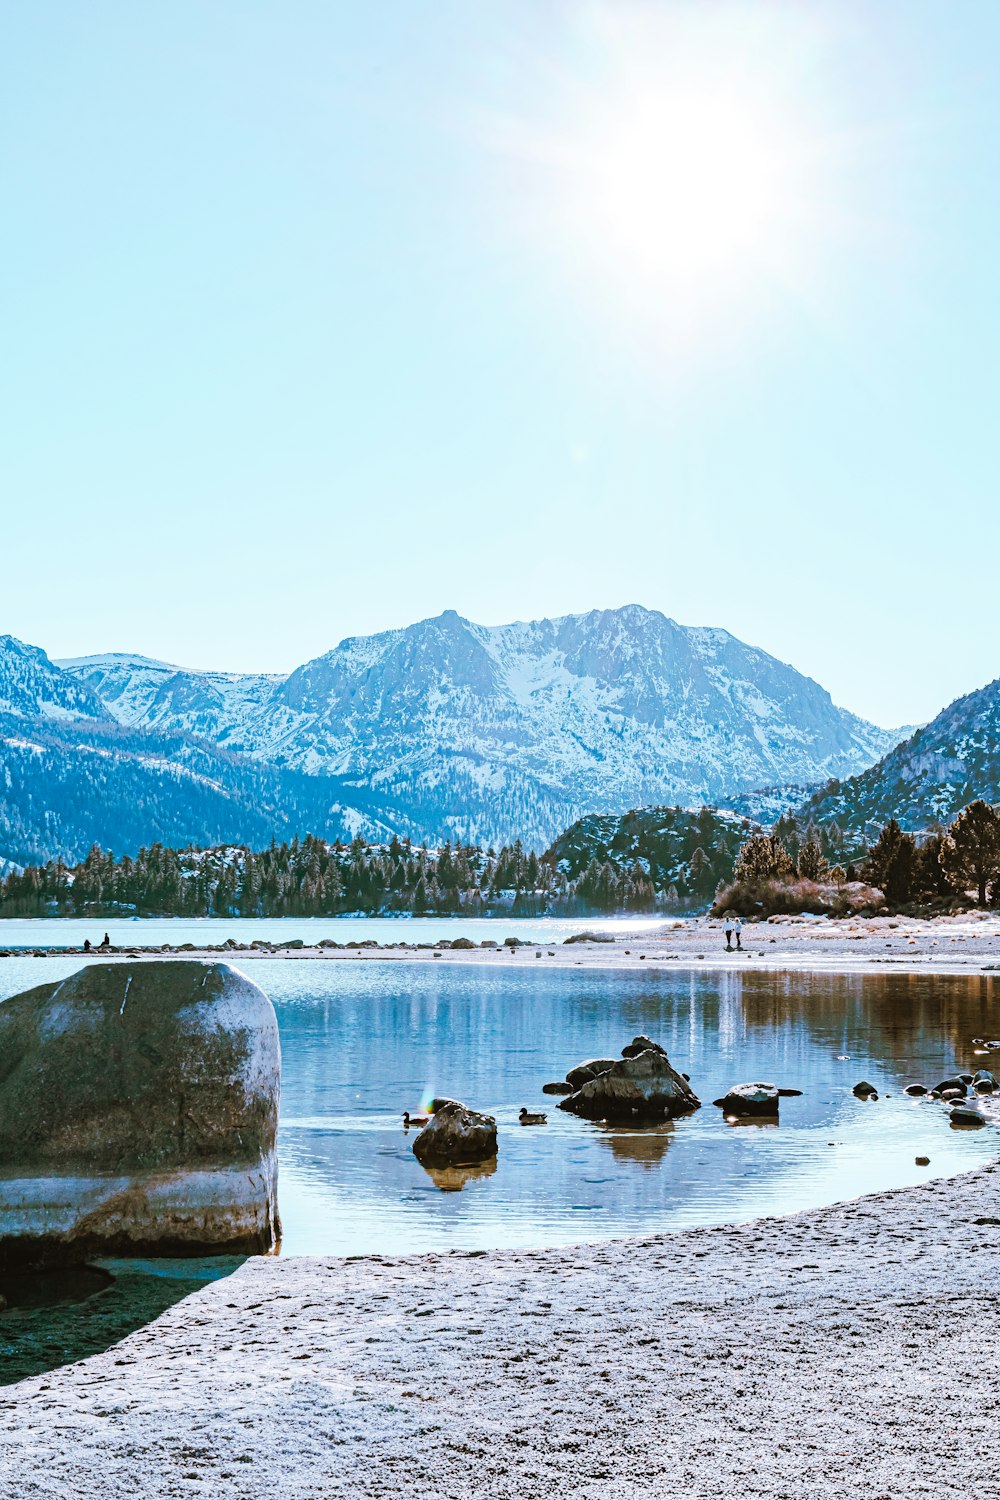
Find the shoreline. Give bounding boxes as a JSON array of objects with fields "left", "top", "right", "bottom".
[
  {"left": 2, "top": 1157, "right": 999, "bottom": 1496},
  {"left": 4, "top": 910, "right": 1000, "bottom": 980}
]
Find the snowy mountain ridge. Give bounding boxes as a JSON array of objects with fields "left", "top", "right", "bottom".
[{"left": 59, "top": 605, "right": 901, "bottom": 848}]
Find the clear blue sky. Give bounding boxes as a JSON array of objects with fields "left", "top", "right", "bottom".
[{"left": 2, "top": 1, "right": 997, "bottom": 726}]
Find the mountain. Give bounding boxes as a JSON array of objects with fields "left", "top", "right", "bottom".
[
  {"left": 0, "top": 635, "right": 110, "bottom": 723},
  {"left": 63, "top": 606, "right": 899, "bottom": 849},
  {"left": 0, "top": 639, "right": 429, "bottom": 865},
  {"left": 799, "top": 676, "right": 1000, "bottom": 849}
]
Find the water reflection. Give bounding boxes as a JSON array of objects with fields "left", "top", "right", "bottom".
[
  {"left": 419, "top": 1158, "right": 499, "bottom": 1193},
  {"left": 595, "top": 1122, "right": 675, "bottom": 1168}
]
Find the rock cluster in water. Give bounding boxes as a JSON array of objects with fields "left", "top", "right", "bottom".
[
  {"left": 557, "top": 1036, "right": 700, "bottom": 1122},
  {"left": 0, "top": 961, "right": 281, "bottom": 1269}
]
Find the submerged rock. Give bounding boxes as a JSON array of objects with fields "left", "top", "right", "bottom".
[
  {"left": 714, "top": 1083, "right": 780, "bottom": 1117},
  {"left": 412, "top": 1102, "right": 498, "bottom": 1167},
  {"left": 559, "top": 1048, "right": 699, "bottom": 1123},
  {"left": 542, "top": 1081, "right": 575, "bottom": 1095},
  {"left": 0, "top": 961, "right": 280, "bottom": 1270},
  {"left": 853, "top": 1081, "right": 879, "bottom": 1099},
  {"left": 905, "top": 1084, "right": 928, "bottom": 1096}
]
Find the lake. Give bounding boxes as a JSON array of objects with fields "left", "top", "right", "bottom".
[{"left": 1, "top": 957, "right": 997, "bottom": 1256}]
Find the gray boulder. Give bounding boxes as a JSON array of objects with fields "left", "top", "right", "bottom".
[
  {"left": 0, "top": 961, "right": 280, "bottom": 1270},
  {"left": 950, "top": 1103, "right": 986, "bottom": 1127},
  {"left": 412, "top": 1101, "right": 498, "bottom": 1167},
  {"left": 622, "top": 1034, "right": 666, "bottom": 1059},
  {"left": 566, "top": 1058, "right": 618, "bottom": 1090},
  {"left": 714, "top": 1083, "right": 780, "bottom": 1117},
  {"left": 559, "top": 1049, "right": 699, "bottom": 1122}
]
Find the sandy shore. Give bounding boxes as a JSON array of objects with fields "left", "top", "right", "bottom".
[
  {"left": 1, "top": 1158, "right": 998, "bottom": 1498},
  {"left": 8, "top": 910, "right": 1000, "bottom": 977}
]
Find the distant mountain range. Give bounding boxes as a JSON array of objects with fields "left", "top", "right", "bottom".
[
  {"left": 799, "top": 675, "right": 1000, "bottom": 848},
  {"left": 1, "top": 607, "right": 907, "bottom": 863}
]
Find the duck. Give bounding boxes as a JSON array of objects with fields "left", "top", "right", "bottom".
[
  {"left": 519, "top": 1107, "right": 547, "bottom": 1126},
  {"left": 402, "top": 1111, "right": 430, "bottom": 1128}
]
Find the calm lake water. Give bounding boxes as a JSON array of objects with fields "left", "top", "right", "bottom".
[{"left": 1, "top": 957, "right": 998, "bottom": 1255}]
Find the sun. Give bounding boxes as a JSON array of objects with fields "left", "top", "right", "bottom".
[
  {"left": 580, "top": 87, "right": 792, "bottom": 293},
  {"left": 481, "top": 11, "right": 832, "bottom": 336}
]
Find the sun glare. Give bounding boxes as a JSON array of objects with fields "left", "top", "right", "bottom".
[
  {"left": 582, "top": 89, "right": 791, "bottom": 292},
  {"left": 483, "top": 11, "right": 833, "bottom": 338}
]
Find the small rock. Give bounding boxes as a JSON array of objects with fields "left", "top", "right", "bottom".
[
  {"left": 542, "top": 1081, "right": 574, "bottom": 1095},
  {"left": 715, "top": 1083, "right": 780, "bottom": 1117},
  {"left": 621, "top": 1035, "right": 666, "bottom": 1059},
  {"left": 950, "top": 1104, "right": 986, "bottom": 1128},
  {"left": 904, "top": 1084, "right": 928, "bottom": 1096},
  {"left": 412, "top": 1101, "right": 498, "bottom": 1167},
  {"left": 852, "top": 1081, "right": 879, "bottom": 1098},
  {"left": 915, "top": 1156, "right": 930, "bottom": 1166}
]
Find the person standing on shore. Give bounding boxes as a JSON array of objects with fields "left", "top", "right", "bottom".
[
  {"left": 724, "top": 919, "right": 734, "bottom": 950},
  {"left": 735, "top": 917, "right": 743, "bottom": 950}
]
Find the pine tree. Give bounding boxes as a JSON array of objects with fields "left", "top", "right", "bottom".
[{"left": 942, "top": 801, "right": 1000, "bottom": 907}]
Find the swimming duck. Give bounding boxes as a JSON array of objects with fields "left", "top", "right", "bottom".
[
  {"left": 519, "top": 1107, "right": 547, "bottom": 1126},
  {"left": 402, "top": 1111, "right": 429, "bottom": 1128}
]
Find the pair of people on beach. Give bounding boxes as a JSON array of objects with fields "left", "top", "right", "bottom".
[{"left": 724, "top": 917, "right": 743, "bottom": 951}]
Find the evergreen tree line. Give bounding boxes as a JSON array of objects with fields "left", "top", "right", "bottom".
[
  {"left": 731, "top": 799, "right": 1000, "bottom": 909},
  {"left": 0, "top": 832, "right": 661, "bottom": 918}
]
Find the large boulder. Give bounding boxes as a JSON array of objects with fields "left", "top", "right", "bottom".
[
  {"left": 412, "top": 1101, "right": 497, "bottom": 1167},
  {"left": 714, "top": 1083, "right": 780, "bottom": 1117},
  {"left": 559, "top": 1048, "right": 699, "bottom": 1122},
  {"left": 0, "top": 961, "right": 280, "bottom": 1269}
]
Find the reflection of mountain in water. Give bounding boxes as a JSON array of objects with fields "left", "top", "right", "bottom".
[{"left": 595, "top": 1122, "right": 675, "bottom": 1168}]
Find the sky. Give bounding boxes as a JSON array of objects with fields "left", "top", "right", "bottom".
[{"left": 2, "top": 1, "right": 998, "bottom": 727}]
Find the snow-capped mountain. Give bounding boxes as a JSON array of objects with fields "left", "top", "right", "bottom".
[
  {"left": 63, "top": 606, "right": 900, "bottom": 848},
  {"left": 799, "top": 675, "right": 1000, "bottom": 848},
  {"left": 0, "top": 635, "right": 109, "bottom": 723}
]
